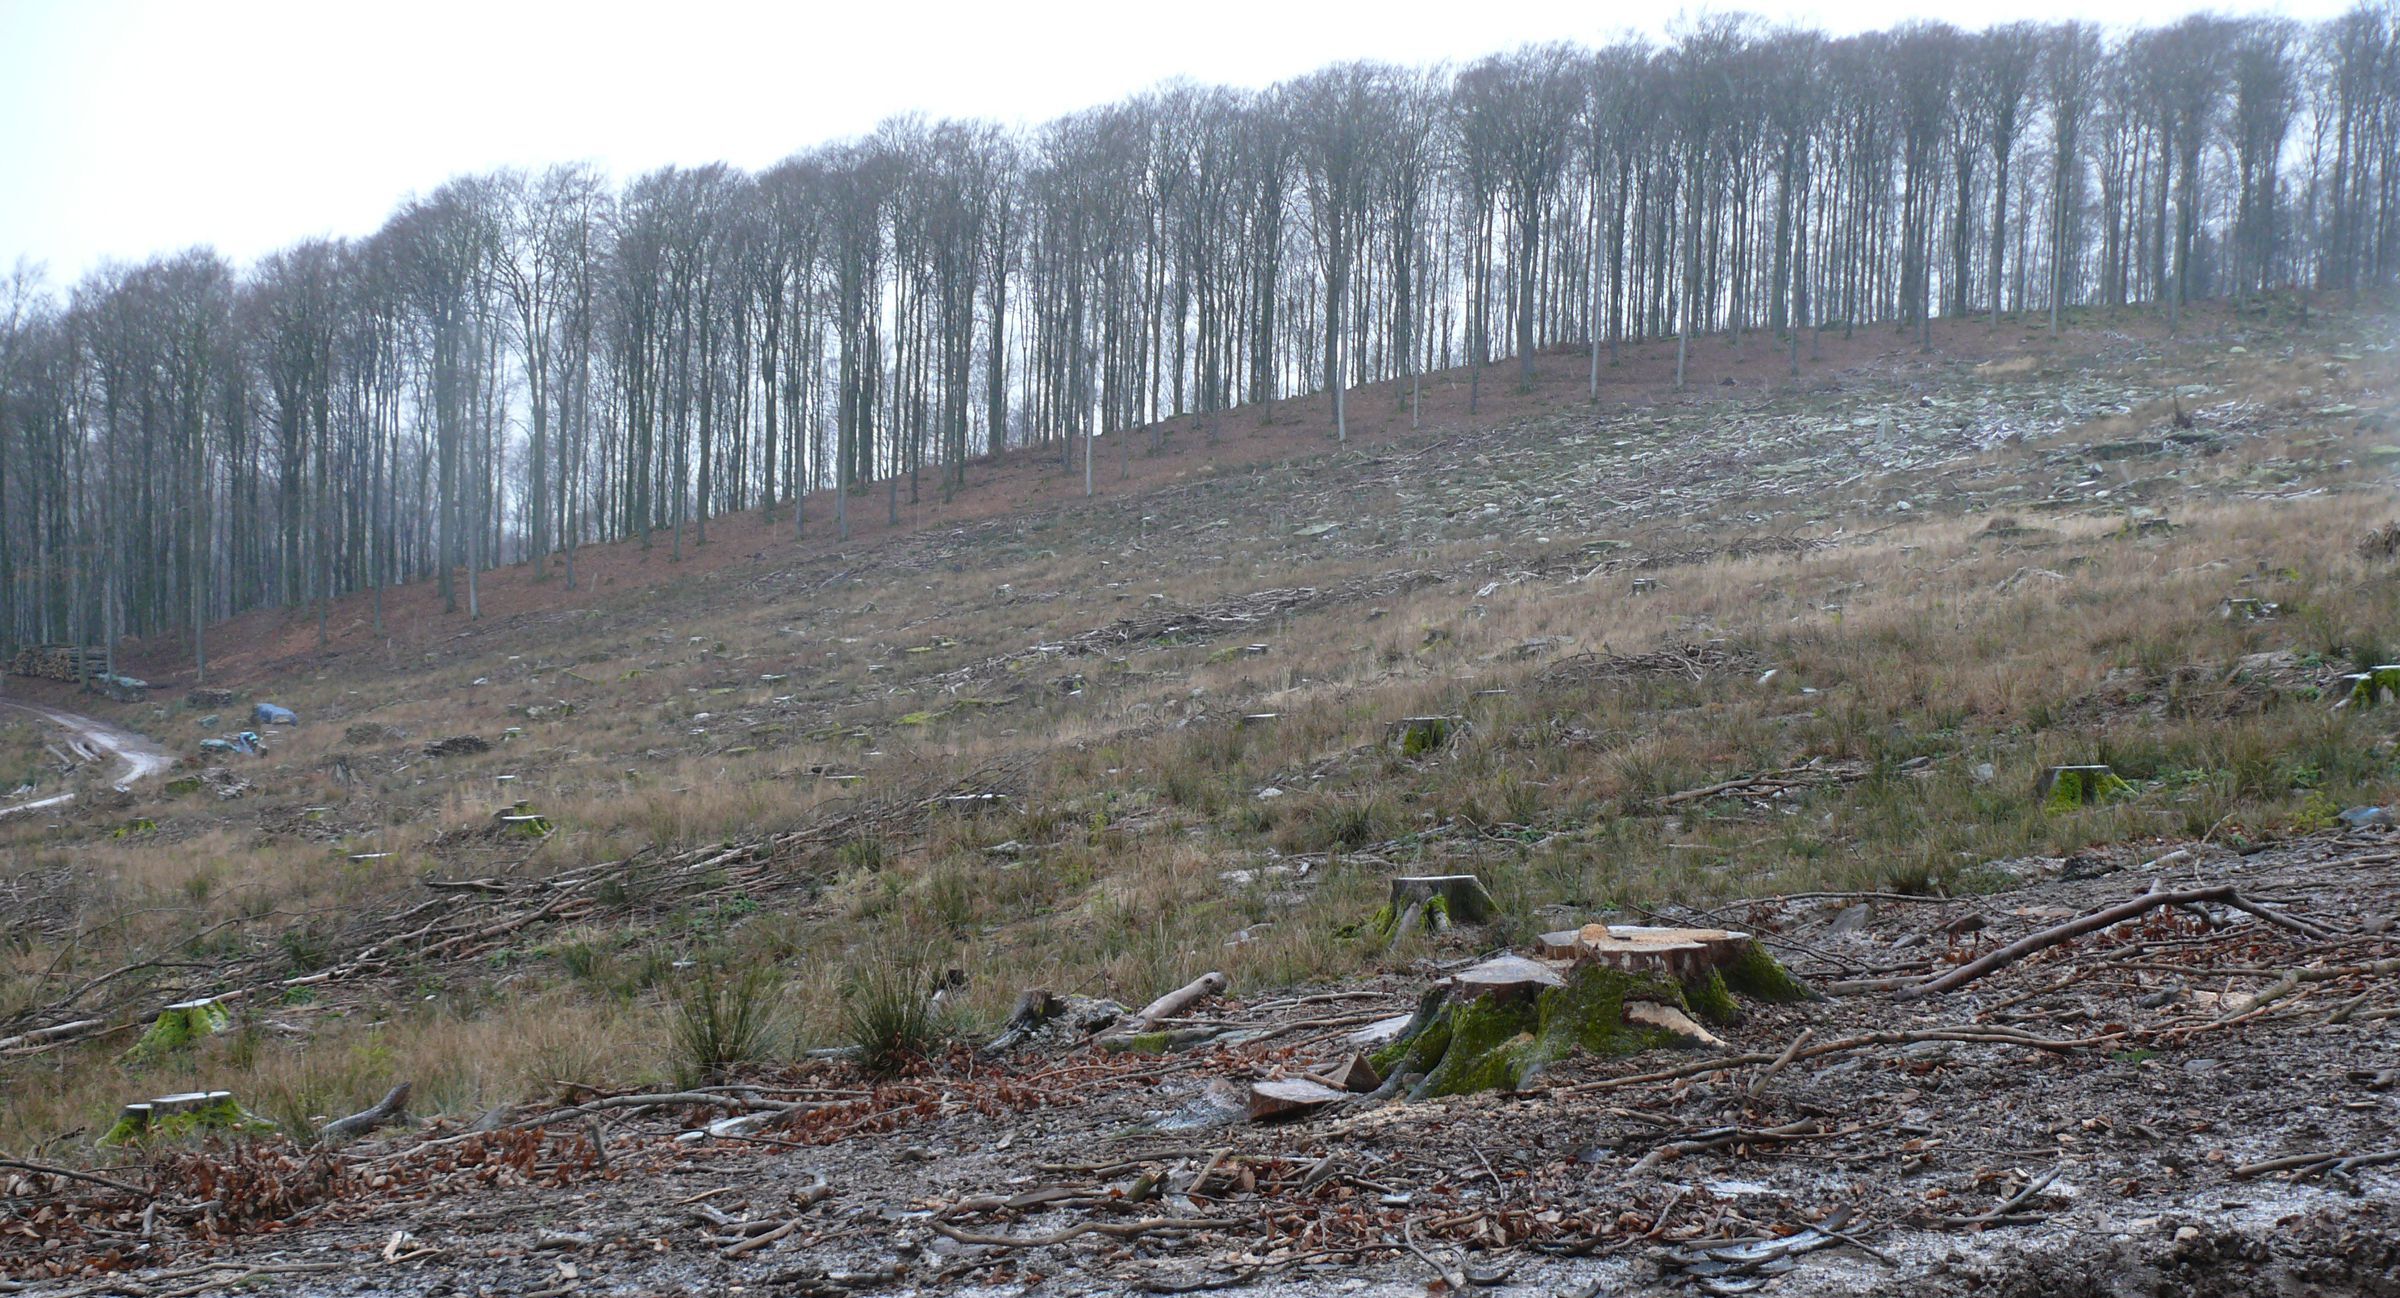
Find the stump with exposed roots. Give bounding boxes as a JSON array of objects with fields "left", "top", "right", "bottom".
[{"left": 1369, "top": 924, "right": 1815, "bottom": 1099}]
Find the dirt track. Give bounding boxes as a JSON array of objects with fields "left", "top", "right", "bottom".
[{"left": 0, "top": 696, "right": 171, "bottom": 816}]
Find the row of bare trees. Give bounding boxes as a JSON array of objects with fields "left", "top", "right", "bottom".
[{"left": 3, "top": 11, "right": 2395, "bottom": 670}]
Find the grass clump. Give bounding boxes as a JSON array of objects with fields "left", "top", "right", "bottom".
[
  {"left": 667, "top": 961, "right": 785, "bottom": 1087},
  {"left": 841, "top": 954, "right": 950, "bottom": 1079}
]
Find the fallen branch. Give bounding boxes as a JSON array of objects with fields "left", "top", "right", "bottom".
[
  {"left": 1897, "top": 885, "right": 2327, "bottom": 1000},
  {"left": 1922, "top": 1166, "right": 2061, "bottom": 1228},
  {"left": 1745, "top": 1028, "right": 1814, "bottom": 1099},
  {"left": 0, "top": 1158, "right": 148, "bottom": 1197},
  {"left": 932, "top": 1216, "right": 1225, "bottom": 1249},
  {"left": 2218, "top": 957, "right": 2400, "bottom": 1024},
  {"left": 2233, "top": 1149, "right": 2400, "bottom": 1180},
  {"left": 1630, "top": 1119, "right": 1830, "bottom": 1173},
  {"left": 0, "top": 1019, "right": 103, "bottom": 1052},
  {"left": 316, "top": 1081, "right": 411, "bottom": 1146}
]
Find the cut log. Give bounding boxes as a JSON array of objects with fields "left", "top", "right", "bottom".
[
  {"left": 1449, "top": 954, "right": 1566, "bottom": 1001},
  {"left": 1134, "top": 971, "right": 1227, "bottom": 1024},
  {"left": 1247, "top": 1078, "right": 1349, "bottom": 1122}
]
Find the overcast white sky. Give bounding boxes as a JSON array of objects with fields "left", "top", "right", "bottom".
[{"left": 0, "top": 0, "right": 2352, "bottom": 280}]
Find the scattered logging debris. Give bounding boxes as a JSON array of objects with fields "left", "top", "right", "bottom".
[
  {"left": 6, "top": 840, "right": 2391, "bottom": 1294},
  {"left": 1656, "top": 758, "right": 1866, "bottom": 808},
  {"left": 1536, "top": 640, "right": 1761, "bottom": 686}
]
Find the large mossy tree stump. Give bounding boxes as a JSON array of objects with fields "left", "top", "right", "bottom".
[
  {"left": 1369, "top": 927, "right": 1815, "bottom": 1099},
  {"left": 123, "top": 998, "right": 232, "bottom": 1066},
  {"left": 100, "top": 1091, "right": 275, "bottom": 1147}
]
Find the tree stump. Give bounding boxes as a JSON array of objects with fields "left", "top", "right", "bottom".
[
  {"left": 1387, "top": 716, "right": 1463, "bottom": 756},
  {"left": 2037, "top": 765, "right": 2131, "bottom": 811},
  {"left": 1368, "top": 933, "right": 1815, "bottom": 1100},
  {"left": 1373, "top": 875, "right": 1497, "bottom": 941},
  {"left": 100, "top": 1091, "right": 274, "bottom": 1146},
  {"left": 2339, "top": 666, "right": 2400, "bottom": 709},
  {"left": 1536, "top": 924, "right": 1758, "bottom": 979},
  {"left": 124, "top": 998, "right": 232, "bottom": 1065}
]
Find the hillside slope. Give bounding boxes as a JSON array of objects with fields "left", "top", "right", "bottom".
[{"left": 4, "top": 302, "right": 2398, "bottom": 1295}]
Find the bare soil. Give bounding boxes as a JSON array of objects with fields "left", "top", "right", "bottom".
[{"left": 7, "top": 830, "right": 2395, "bottom": 1296}]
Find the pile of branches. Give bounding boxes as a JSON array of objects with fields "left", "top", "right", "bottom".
[
  {"left": 1537, "top": 641, "right": 1761, "bottom": 686},
  {"left": 0, "top": 760, "right": 1032, "bottom": 1046},
  {"left": 935, "top": 568, "right": 1446, "bottom": 688},
  {"left": 2357, "top": 520, "right": 2400, "bottom": 559}
]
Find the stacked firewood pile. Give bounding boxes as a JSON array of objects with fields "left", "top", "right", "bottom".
[{"left": 6, "top": 645, "right": 105, "bottom": 682}]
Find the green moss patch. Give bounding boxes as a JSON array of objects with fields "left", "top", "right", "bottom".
[
  {"left": 1378, "top": 964, "right": 1688, "bottom": 1099},
  {"left": 1720, "top": 941, "right": 1821, "bottom": 1003},
  {"left": 1372, "top": 941, "right": 1817, "bottom": 1099},
  {"left": 2039, "top": 765, "right": 2134, "bottom": 814},
  {"left": 1682, "top": 967, "right": 1743, "bottom": 1025},
  {"left": 123, "top": 1000, "right": 231, "bottom": 1066},
  {"left": 99, "top": 1092, "right": 275, "bottom": 1147}
]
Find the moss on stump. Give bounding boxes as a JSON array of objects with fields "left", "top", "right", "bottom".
[
  {"left": 1721, "top": 941, "right": 1822, "bottom": 1004},
  {"left": 123, "top": 999, "right": 231, "bottom": 1066},
  {"left": 2038, "top": 765, "right": 2133, "bottom": 813},
  {"left": 100, "top": 1091, "right": 275, "bottom": 1147},
  {"left": 1370, "top": 939, "right": 1814, "bottom": 1098}
]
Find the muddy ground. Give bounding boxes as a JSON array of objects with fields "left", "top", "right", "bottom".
[{"left": 7, "top": 822, "right": 2396, "bottom": 1297}]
